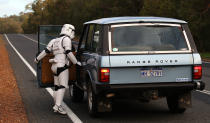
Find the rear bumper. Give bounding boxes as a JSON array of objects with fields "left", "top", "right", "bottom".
[
  {"left": 95, "top": 81, "right": 205, "bottom": 95},
  {"left": 110, "top": 82, "right": 194, "bottom": 89}
]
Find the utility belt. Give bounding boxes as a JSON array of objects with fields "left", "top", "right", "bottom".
[{"left": 54, "top": 64, "right": 69, "bottom": 76}]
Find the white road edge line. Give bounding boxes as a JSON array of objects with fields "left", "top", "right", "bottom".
[
  {"left": 4, "top": 34, "right": 82, "bottom": 123},
  {"left": 20, "top": 34, "right": 47, "bottom": 46},
  {"left": 197, "top": 90, "right": 210, "bottom": 95},
  {"left": 5, "top": 34, "right": 37, "bottom": 76}
]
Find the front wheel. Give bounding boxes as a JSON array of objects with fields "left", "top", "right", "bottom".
[{"left": 69, "top": 84, "right": 84, "bottom": 102}]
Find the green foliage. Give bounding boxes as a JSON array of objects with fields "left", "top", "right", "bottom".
[
  {"left": 141, "top": 0, "right": 178, "bottom": 17},
  {"left": 0, "top": 16, "right": 23, "bottom": 33},
  {"left": 200, "top": 52, "right": 210, "bottom": 59},
  {"left": 21, "top": 0, "right": 144, "bottom": 34},
  {"left": 140, "top": 0, "right": 210, "bottom": 51}
]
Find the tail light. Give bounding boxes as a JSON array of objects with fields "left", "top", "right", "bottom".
[
  {"left": 99, "top": 68, "right": 110, "bottom": 82},
  {"left": 193, "top": 66, "right": 202, "bottom": 79}
]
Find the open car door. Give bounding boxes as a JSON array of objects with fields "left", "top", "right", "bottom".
[{"left": 37, "top": 25, "right": 78, "bottom": 87}]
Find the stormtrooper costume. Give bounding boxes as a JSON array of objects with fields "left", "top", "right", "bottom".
[{"left": 34, "top": 24, "right": 81, "bottom": 115}]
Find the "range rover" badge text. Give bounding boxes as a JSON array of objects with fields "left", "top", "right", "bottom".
[{"left": 127, "top": 59, "right": 178, "bottom": 64}]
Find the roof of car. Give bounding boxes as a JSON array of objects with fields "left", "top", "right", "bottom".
[{"left": 84, "top": 17, "right": 187, "bottom": 25}]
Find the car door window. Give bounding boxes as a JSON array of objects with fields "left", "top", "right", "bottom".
[
  {"left": 85, "top": 25, "right": 94, "bottom": 51},
  {"left": 80, "top": 26, "right": 88, "bottom": 49},
  {"left": 39, "top": 25, "right": 62, "bottom": 52}
]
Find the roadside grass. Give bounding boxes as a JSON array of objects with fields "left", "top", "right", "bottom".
[{"left": 200, "top": 52, "right": 210, "bottom": 60}]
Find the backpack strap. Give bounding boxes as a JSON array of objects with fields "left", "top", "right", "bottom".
[{"left": 61, "top": 36, "right": 75, "bottom": 52}]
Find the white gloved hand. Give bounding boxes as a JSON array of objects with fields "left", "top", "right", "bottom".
[
  {"left": 49, "top": 59, "right": 55, "bottom": 63},
  {"left": 34, "top": 58, "right": 39, "bottom": 64},
  {"left": 76, "top": 61, "right": 82, "bottom": 66}
]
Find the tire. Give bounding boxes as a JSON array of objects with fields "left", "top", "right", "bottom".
[
  {"left": 69, "top": 84, "right": 84, "bottom": 102},
  {"left": 87, "top": 82, "right": 98, "bottom": 117},
  {"left": 166, "top": 95, "right": 186, "bottom": 113}
]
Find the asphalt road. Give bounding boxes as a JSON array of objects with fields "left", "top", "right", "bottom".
[{"left": 3, "top": 34, "right": 210, "bottom": 123}]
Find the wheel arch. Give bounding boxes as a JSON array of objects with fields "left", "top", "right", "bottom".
[{"left": 85, "top": 69, "right": 97, "bottom": 93}]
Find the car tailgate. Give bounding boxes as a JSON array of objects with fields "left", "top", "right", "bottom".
[{"left": 109, "top": 54, "right": 193, "bottom": 84}]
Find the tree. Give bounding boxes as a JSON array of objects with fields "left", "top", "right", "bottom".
[
  {"left": 21, "top": 0, "right": 209, "bottom": 52},
  {"left": 140, "top": 0, "right": 210, "bottom": 51},
  {"left": 0, "top": 16, "right": 23, "bottom": 34}
]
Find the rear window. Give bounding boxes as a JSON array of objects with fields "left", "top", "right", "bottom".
[{"left": 111, "top": 24, "right": 189, "bottom": 52}]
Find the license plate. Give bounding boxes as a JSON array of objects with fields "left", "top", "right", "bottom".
[{"left": 141, "top": 68, "right": 163, "bottom": 77}]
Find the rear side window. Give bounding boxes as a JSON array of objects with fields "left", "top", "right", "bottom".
[
  {"left": 92, "top": 25, "right": 101, "bottom": 52},
  {"left": 111, "top": 24, "right": 189, "bottom": 52},
  {"left": 84, "top": 24, "right": 101, "bottom": 52}
]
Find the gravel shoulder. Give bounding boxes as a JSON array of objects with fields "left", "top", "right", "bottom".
[{"left": 0, "top": 35, "right": 28, "bottom": 123}]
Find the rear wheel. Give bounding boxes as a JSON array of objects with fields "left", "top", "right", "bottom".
[
  {"left": 87, "top": 82, "right": 98, "bottom": 117},
  {"left": 69, "top": 84, "right": 84, "bottom": 102},
  {"left": 166, "top": 94, "right": 186, "bottom": 113}
]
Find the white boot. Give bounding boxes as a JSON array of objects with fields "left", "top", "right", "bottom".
[
  {"left": 53, "top": 104, "right": 67, "bottom": 115},
  {"left": 53, "top": 88, "right": 66, "bottom": 114}
]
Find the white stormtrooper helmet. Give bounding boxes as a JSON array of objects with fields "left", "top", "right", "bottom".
[{"left": 60, "top": 24, "right": 75, "bottom": 39}]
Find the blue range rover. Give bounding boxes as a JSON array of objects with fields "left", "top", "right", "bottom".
[{"left": 37, "top": 17, "right": 205, "bottom": 117}]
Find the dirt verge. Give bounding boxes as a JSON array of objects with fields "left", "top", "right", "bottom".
[{"left": 0, "top": 35, "right": 28, "bottom": 123}]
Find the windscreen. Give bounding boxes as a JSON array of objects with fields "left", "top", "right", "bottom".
[{"left": 111, "top": 25, "right": 189, "bottom": 52}]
